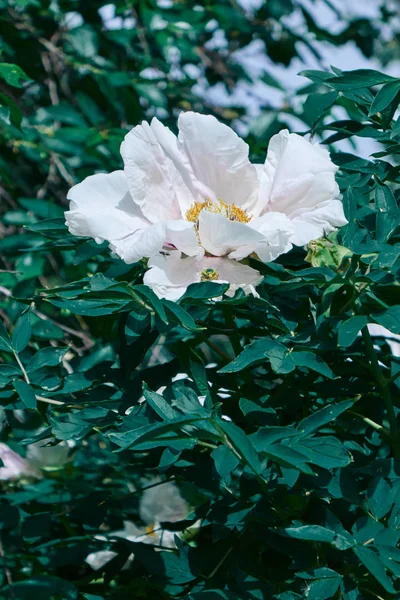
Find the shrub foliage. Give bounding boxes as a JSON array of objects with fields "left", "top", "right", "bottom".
[{"left": 2, "top": 2, "right": 400, "bottom": 599}]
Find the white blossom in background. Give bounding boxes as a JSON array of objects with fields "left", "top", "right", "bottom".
[
  {"left": 368, "top": 324, "right": 400, "bottom": 358},
  {"left": 0, "top": 443, "right": 40, "bottom": 481},
  {"left": 86, "top": 481, "right": 195, "bottom": 570},
  {"left": 66, "top": 112, "right": 346, "bottom": 300},
  {"left": 26, "top": 438, "right": 72, "bottom": 469}
]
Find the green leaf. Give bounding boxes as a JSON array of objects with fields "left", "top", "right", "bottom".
[
  {"left": 181, "top": 282, "right": 230, "bottom": 301},
  {"left": 4, "top": 576, "right": 78, "bottom": 599},
  {"left": 325, "top": 69, "right": 397, "bottom": 90},
  {"left": 12, "top": 310, "right": 32, "bottom": 353},
  {"left": 216, "top": 419, "right": 262, "bottom": 476},
  {"left": 0, "top": 63, "right": 31, "bottom": 87},
  {"left": 302, "top": 568, "right": 342, "bottom": 600},
  {"left": 13, "top": 380, "right": 37, "bottom": 409},
  {"left": 143, "top": 383, "right": 177, "bottom": 420},
  {"left": 373, "top": 306, "right": 400, "bottom": 335},
  {"left": 338, "top": 316, "right": 368, "bottom": 347},
  {"left": 369, "top": 80, "right": 400, "bottom": 116},
  {"left": 295, "top": 436, "right": 351, "bottom": 469},
  {"left": 0, "top": 318, "right": 12, "bottom": 352},
  {"left": 353, "top": 545, "right": 396, "bottom": 594},
  {"left": 367, "top": 475, "right": 393, "bottom": 520},
  {"left": 375, "top": 184, "right": 400, "bottom": 243},
  {"left": 296, "top": 400, "right": 354, "bottom": 436},
  {"left": 291, "top": 351, "right": 334, "bottom": 379},
  {"left": 163, "top": 299, "right": 203, "bottom": 331},
  {"left": 219, "top": 338, "right": 291, "bottom": 374}
]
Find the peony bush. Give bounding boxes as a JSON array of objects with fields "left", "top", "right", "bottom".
[{"left": 2, "top": 59, "right": 400, "bottom": 600}]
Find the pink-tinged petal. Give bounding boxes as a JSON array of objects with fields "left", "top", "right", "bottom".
[
  {"left": 0, "top": 443, "right": 39, "bottom": 481},
  {"left": 259, "top": 130, "right": 346, "bottom": 244},
  {"left": 177, "top": 112, "right": 259, "bottom": 210},
  {"left": 121, "top": 121, "right": 195, "bottom": 222}
]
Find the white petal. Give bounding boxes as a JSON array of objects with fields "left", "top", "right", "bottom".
[
  {"left": 150, "top": 118, "right": 201, "bottom": 214},
  {"left": 86, "top": 551, "right": 118, "bottom": 571},
  {"left": 143, "top": 252, "right": 200, "bottom": 301},
  {"left": 291, "top": 200, "right": 348, "bottom": 246},
  {"left": 140, "top": 481, "right": 189, "bottom": 524},
  {"left": 66, "top": 170, "right": 166, "bottom": 263},
  {"left": 66, "top": 170, "right": 148, "bottom": 243},
  {"left": 198, "top": 211, "right": 265, "bottom": 258},
  {"left": 177, "top": 112, "right": 259, "bottom": 210},
  {"left": 259, "top": 130, "right": 346, "bottom": 244},
  {"left": 249, "top": 212, "right": 294, "bottom": 262},
  {"left": 165, "top": 220, "right": 202, "bottom": 257},
  {"left": 198, "top": 211, "right": 292, "bottom": 263},
  {"left": 121, "top": 120, "right": 198, "bottom": 222},
  {"left": 0, "top": 443, "right": 38, "bottom": 481},
  {"left": 143, "top": 251, "right": 263, "bottom": 300},
  {"left": 110, "top": 222, "right": 167, "bottom": 264},
  {"left": 201, "top": 256, "right": 263, "bottom": 297}
]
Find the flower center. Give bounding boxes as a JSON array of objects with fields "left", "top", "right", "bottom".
[
  {"left": 186, "top": 198, "right": 251, "bottom": 224},
  {"left": 201, "top": 267, "right": 219, "bottom": 281}
]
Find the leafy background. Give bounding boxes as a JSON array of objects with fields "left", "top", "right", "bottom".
[{"left": 1, "top": 1, "right": 400, "bottom": 599}]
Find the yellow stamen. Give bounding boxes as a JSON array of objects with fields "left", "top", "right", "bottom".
[
  {"left": 186, "top": 198, "right": 251, "bottom": 224},
  {"left": 145, "top": 524, "right": 157, "bottom": 537},
  {"left": 201, "top": 267, "right": 219, "bottom": 281}
]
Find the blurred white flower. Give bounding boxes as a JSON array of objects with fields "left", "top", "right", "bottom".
[
  {"left": 0, "top": 443, "right": 40, "bottom": 481},
  {"left": 66, "top": 112, "right": 346, "bottom": 300},
  {"left": 26, "top": 438, "right": 71, "bottom": 469},
  {"left": 86, "top": 481, "right": 197, "bottom": 570}
]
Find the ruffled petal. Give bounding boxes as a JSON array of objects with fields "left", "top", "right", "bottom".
[
  {"left": 150, "top": 118, "right": 203, "bottom": 214},
  {"left": 291, "top": 199, "right": 348, "bottom": 246},
  {"left": 259, "top": 129, "right": 346, "bottom": 244},
  {"left": 249, "top": 212, "right": 294, "bottom": 262},
  {"left": 177, "top": 112, "right": 259, "bottom": 211},
  {"left": 66, "top": 170, "right": 165, "bottom": 263},
  {"left": 66, "top": 170, "right": 148, "bottom": 243},
  {"left": 110, "top": 222, "right": 167, "bottom": 264},
  {"left": 121, "top": 121, "right": 191, "bottom": 222}
]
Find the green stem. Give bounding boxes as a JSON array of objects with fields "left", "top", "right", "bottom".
[
  {"left": 361, "top": 326, "right": 399, "bottom": 447},
  {"left": 223, "top": 307, "right": 241, "bottom": 357}
]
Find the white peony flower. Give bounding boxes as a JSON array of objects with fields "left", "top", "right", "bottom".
[{"left": 66, "top": 112, "right": 346, "bottom": 300}]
